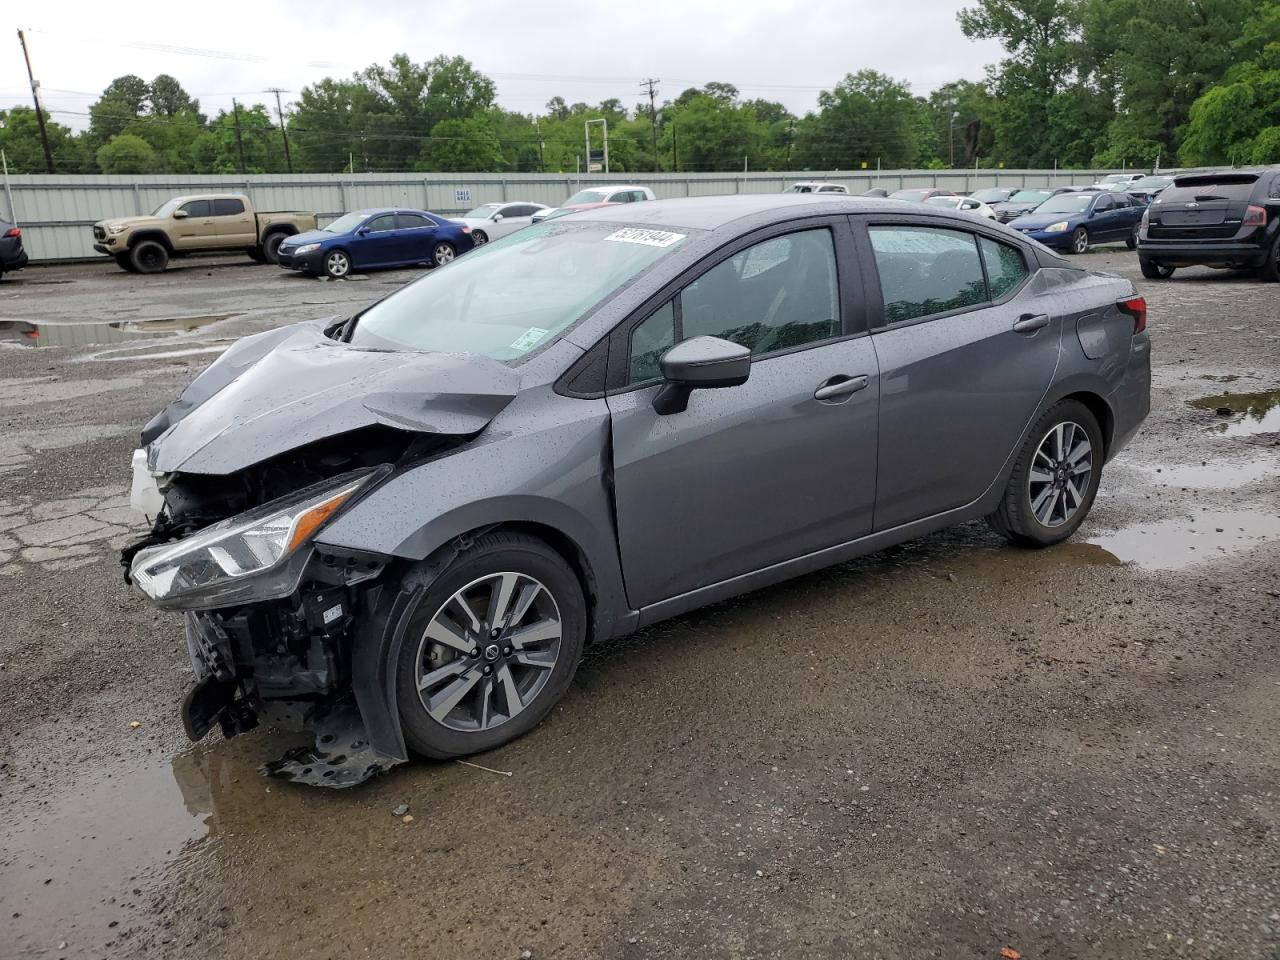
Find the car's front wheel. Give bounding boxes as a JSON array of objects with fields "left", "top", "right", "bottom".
[
  {"left": 1069, "top": 226, "right": 1090, "bottom": 255},
  {"left": 1126, "top": 223, "right": 1139, "bottom": 250},
  {"left": 432, "top": 241, "right": 456, "bottom": 267},
  {"left": 394, "top": 532, "right": 586, "bottom": 759},
  {"left": 323, "top": 249, "right": 351, "bottom": 278},
  {"left": 130, "top": 240, "right": 169, "bottom": 273},
  {"left": 987, "top": 400, "right": 1104, "bottom": 547},
  {"left": 1139, "top": 257, "right": 1175, "bottom": 279}
]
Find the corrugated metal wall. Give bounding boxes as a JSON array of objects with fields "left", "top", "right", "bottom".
[{"left": 2, "top": 169, "right": 1135, "bottom": 262}]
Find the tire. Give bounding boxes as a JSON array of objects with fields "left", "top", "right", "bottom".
[
  {"left": 432, "top": 241, "right": 457, "bottom": 267},
  {"left": 1257, "top": 236, "right": 1280, "bottom": 282},
  {"left": 247, "top": 247, "right": 268, "bottom": 264},
  {"left": 986, "top": 399, "right": 1104, "bottom": 548},
  {"left": 1069, "top": 226, "right": 1090, "bottom": 255},
  {"left": 393, "top": 532, "right": 586, "bottom": 759},
  {"left": 114, "top": 252, "right": 137, "bottom": 273},
  {"left": 261, "top": 231, "right": 287, "bottom": 265},
  {"left": 1125, "top": 223, "right": 1139, "bottom": 250},
  {"left": 129, "top": 240, "right": 169, "bottom": 274},
  {"left": 1139, "top": 257, "right": 1175, "bottom": 280},
  {"left": 471, "top": 230, "right": 488, "bottom": 246},
  {"left": 323, "top": 248, "right": 352, "bottom": 279}
]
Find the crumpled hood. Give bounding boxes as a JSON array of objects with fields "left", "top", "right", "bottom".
[{"left": 145, "top": 321, "right": 520, "bottom": 475}]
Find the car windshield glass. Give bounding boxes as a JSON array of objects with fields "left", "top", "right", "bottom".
[
  {"left": 889, "top": 189, "right": 931, "bottom": 201},
  {"left": 924, "top": 196, "right": 960, "bottom": 207},
  {"left": 1160, "top": 177, "right": 1257, "bottom": 203},
  {"left": 970, "top": 189, "right": 1007, "bottom": 202},
  {"left": 565, "top": 190, "right": 609, "bottom": 205},
  {"left": 151, "top": 199, "right": 181, "bottom": 217},
  {"left": 1008, "top": 190, "right": 1050, "bottom": 203},
  {"left": 1130, "top": 177, "right": 1171, "bottom": 190},
  {"left": 323, "top": 212, "right": 370, "bottom": 234},
  {"left": 350, "top": 222, "right": 688, "bottom": 360},
  {"left": 1035, "top": 194, "right": 1093, "bottom": 214},
  {"left": 465, "top": 204, "right": 501, "bottom": 218}
]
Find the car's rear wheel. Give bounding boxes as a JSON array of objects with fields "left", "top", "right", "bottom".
[
  {"left": 1069, "top": 227, "right": 1090, "bottom": 255},
  {"left": 1257, "top": 236, "right": 1280, "bottom": 282},
  {"left": 262, "top": 231, "right": 287, "bottom": 264},
  {"left": 130, "top": 240, "right": 169, "bottom": 274},
  {"left": 471, "top": 230, "right": 488, "bottom": 246},
  {"left": 987, "top": 399, "right": 1104, "bottom": 548},
  {"left": 323, "top": 249, "right": 351, "bottom": 278},
  {"left": 1125, "top": 223, "right": 1139, "bottom": 250},
  {"left": 394, "top": 532, "right": 586, "bottom": 759},
  {"left": 432, "top": 241, "right": 456, "bottom": 267},
  {"left": 1139, "top": 257, "right": 1175, "bottom": 279}
]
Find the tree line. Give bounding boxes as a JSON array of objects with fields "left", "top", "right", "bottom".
[{"left": 2, "top": 0, "right": 1278, "bottom": 177}]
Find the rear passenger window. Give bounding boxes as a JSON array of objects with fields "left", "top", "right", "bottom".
[
  {"left": 868, "top": 227, "right": 987, "bottom": 324},
  {"left": 681, "top": 229, "right": 840, "bottom": 355},
  {"left": 979, "top": 237, "right": 1028, "bottom": 299},
  {"left": 213, "top": 198, "right": 245, "bottom": 216},
  {"left": 396, "top": 213, "right": 432, "bottom": 229}
]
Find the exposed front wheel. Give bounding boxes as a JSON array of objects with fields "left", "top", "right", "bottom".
[
  {"left": 1069, "top": 227, "right": 1090, "bottom": 255},
  {"left": 394, "top": 532, "right": 585, "bottom": 759},
  {"left": 432, "top": 242, "right": 456, "bottom": 267},
  {"left": 323, "top": 249, "right": 351, "bottom": 278},
  {"left": 1139, "top": 257, "right": 1174, "bottom": 279},
  {"left": 130, "top": 240, "right": 169, "bottom": 274},
  {"left": 987, "top": 400, "right": 1104, "bottom": 547}
]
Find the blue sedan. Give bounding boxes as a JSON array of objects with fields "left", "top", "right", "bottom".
[
  {"left": 1007, "top": 190, "right": 1146, "bottom": 255},
  {"left": 276, "top": 208, "right": 475, "bottom": 278}
]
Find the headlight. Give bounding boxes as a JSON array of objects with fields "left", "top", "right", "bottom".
[
  {"left": 1044, "top": 221, "right": 1070, "bottom": 233},
  {"left": 292, "top": 242, "right": 320, "bottom": 255},
  {"left": 109, "top": 224, "right": 127, "bottom": 235},
  {"left": 131, "top": 472, "right": 371, "bottom": 604}
]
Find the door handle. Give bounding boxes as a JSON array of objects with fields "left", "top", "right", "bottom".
[
  {"left": 1013, "top": 313, "right": 1050, "bottom": 333},
  {"left": 814, "top": 374, "right": 870, "bottom": 402}
]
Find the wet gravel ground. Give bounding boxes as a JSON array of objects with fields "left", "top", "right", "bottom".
[{"left": 1, "top": 249, "right": 1278, "bottom": 960}]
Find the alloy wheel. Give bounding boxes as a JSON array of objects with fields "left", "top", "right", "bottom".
[
  {"left": 434, "top": 243, "right": 456, "bottom": 264},
  {"left": 472, "top": 231, "right": 488, "bottom": 245},
  {"left": 414, "top": 572, "right": 562, "bottom": 732},
  {"left": 326, "top": 251, "right": 350, "bottom": 277},
  {"left": 1072, "top": 229, "right": 1089, "bottom": 255},
  {"left": 1027, "top": 421, "right": 1093, "bottom": 527}
]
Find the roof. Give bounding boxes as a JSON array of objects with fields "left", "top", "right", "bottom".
[{"left": 568, "top": 193, "right": 905, "bottom": 231}]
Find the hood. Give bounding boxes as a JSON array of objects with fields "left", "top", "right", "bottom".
[
  {"left": 279, "top": 227, "right": 333, "bottom": 246},
  {"left": 1007, "top": 212, "right": 1078, "bottom": 230},
  {"left": 993, "top": 201, "right": 1039, "bottom": 214},
  {"left": 145, "top": 322, "right": 521, "bottom": 475},
  {"left": 96, "top": 215, "right": 164, "bottom": 230}
]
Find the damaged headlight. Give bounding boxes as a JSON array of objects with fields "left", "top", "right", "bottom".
[{"left": 132, "top": 471, "right": 372, "bottom": 605}]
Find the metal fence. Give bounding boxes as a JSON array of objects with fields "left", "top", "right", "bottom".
[{"left": 3, "top": 168, "right": 1159, "bottom": 262}]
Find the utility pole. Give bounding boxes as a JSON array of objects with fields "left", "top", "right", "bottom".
[
  {"left": 640, "top": 78, "right": 660, "bottom": 171},
  {"left": 672, "top": 121, "right": 679, "bottom": 173},
  {"left": 16, "top": 30, "right": 54, "bottom": 173},
  {"left": 534, "top": 118, "right": 544, "bottom": 173},
  {"left": 949, "top": 110, "right": 959, "bottom": 168},
  {"left": 231, "top": 99, "right": 247, "bottom": 174},
  {"left": 785, "top": 117, "right": 795, "bottom": 168},
  {"left": 267, "top": 88, "right": 293, "bottom": 173}
]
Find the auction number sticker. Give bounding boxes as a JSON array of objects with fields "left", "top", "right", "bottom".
[
  {"left": 603, "top": 228, "right": 686, "bottom": 248},
  {"left": 510, "top": 327, "right": 549, "bottom": 351}
]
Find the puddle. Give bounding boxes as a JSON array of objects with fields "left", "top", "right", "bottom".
[
  {"left": 0, "top": 314, "right": 232, "bottom": 349},
  {"left": 1189, "top": 388, "right": 1280, "bottom": 437},
  {"left": 1139, "top": 457, "right": 1277, "bottom": 490},
  {"left": 1091, "top": 511, "right": 1280, "bottom": 570}
]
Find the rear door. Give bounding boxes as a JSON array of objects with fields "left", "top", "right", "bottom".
[
  {"left": 1089, "top": 193, "right": 1123, "bottom": 240},
  {"left": 858, "top": 218, "right": 1061, "bottom": 530},
  {"left": 395, "top": 212, "right": 438, "bottom": 261},
  {"left": 212, "top": 197, "right": 255, "bottom": 247},
  {"left": 172, "top": 199, "right": 216, "bottom": 251},
  {"left": 606, "top": 220, "right": 880, "bottom": 610},
  {"left": 351, "top": 214, "right": 403, "bottom": 267}
]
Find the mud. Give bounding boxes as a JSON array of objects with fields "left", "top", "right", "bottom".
[{"left": 1, "top": 253, "right": 1278, "bottom": 960}]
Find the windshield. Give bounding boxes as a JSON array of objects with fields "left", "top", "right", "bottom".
[
  {"left": 889, "top": 189, "right": 932, "bottom": 202},
  {"left": 151, "top": 199, "right": 181, "bottom": 217},
  {"left": 1099, "top": 174, "right": 1131, "bottom": 184},
  {"left": 1035, "top": 194, "right": 1094, "bottom": 214},
  {"left": 970, "top": 189, "right": 1007, "bottom": 203},
  {"left": 924, "top": 196, "right": 960, "bottom": 208},
  {"left": 465, "top": 204, "right": 502, "bottom": 218},
  {"left": 565, "top": 189, "right": 609, "bottom": 205},
  {"left": 324, "top": 212, "right": 371, "bottom": 234},
  {"left": 350, "top": 223, "right": 688, "bottom": 360},
  {"left": 1008, "top": 190, "right": 1051, "bottom": 204},
  {"left": 1130, "top": 176, "right": 1171, "bottom": 191}
]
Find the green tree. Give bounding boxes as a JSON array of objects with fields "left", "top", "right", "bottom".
[
  {"left": 416, "top": 117, "right": 505, "bottom": 171},
  {"left": 149, "top": 74, "right": 202, "bottom": 119},
  {"left": 793, "top": 71, "right": 929, "bottom": 169},
  {"left": 87, "top": 75, "right": 150, "bottom": 146},
  {"left": 96, "top": 133, "right": 157, "bottom": 173},
  {"left": 192, "top": 103, "right": 288, "bottom": 173},
  {"left": 658, "top": 86, "right": 768, "bottom": 171},
  {"left": 0, "top": 107, "right": 89, "bottom": 173}
]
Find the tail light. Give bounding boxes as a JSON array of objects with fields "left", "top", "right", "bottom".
[
  {"left": 1244, "top": 205, "right": 1267, "bottom": 227},
  {"left": 460, "top": 225, "right": 472, "bottom": 234},
  {"left": 3, "top": 227, "right": 18, "bottom": 239},
  {"left": 1140, "top": 206, "right": 1150, "bottom": 228},
  {"left": 1118, "top": 296, "right": 1147, "bottom": 334}
]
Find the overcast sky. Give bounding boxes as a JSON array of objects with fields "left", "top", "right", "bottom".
[{"left": 4, "top": 1, "right": 1004, "bottom": 131}]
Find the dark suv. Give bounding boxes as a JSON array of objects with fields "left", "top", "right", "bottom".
[
  {"left": 1136, "top": 169, "right": 1280, "bottom": 280},
  {"left": 0, "top": 216, "right": 28, "bottom": 280}
]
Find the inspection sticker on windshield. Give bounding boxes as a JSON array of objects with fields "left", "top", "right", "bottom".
[
  {"left": 510, "top": 327, "right": 549, "bottom": 351},
  {"left": 603, "top": 227, "right": 686, "bottom": 248}
]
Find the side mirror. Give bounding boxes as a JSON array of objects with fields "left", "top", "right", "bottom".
[
  {"left": 492, "top": 213, "right": 504, "bottom": 222},
  {"left": 652, "top": 336, "right": 751, "bottom": 415},
  {"left": 173, "top": 209, "right": 189, "bottom": 219}
]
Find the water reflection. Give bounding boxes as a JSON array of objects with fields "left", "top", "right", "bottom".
[
  {"left": 1189, "top": 388, "right": 1280, "bottom": 437},
  {"left": 0, "top": 314, "right": 232, "bottom": 348}
]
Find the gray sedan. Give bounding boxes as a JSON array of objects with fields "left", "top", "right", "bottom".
[{"left": 123, "top": 195, "right": 1151, "bottom": 786}]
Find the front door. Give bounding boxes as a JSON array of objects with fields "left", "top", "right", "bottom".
[
  {"left": 351, "top": 214, "right": 404, "bottom": 267},
  {"left": 171, "top": 199, "right": 217, "bottom": 251},
  {"left": 860, "top": 220, "right": 1062, "bottom": 530},
  {"left": 606, "top": 224, "right": 879, "bottom": 610},
  {"left": 212, "top": 197, "right": 256, "bottom": 247}
]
